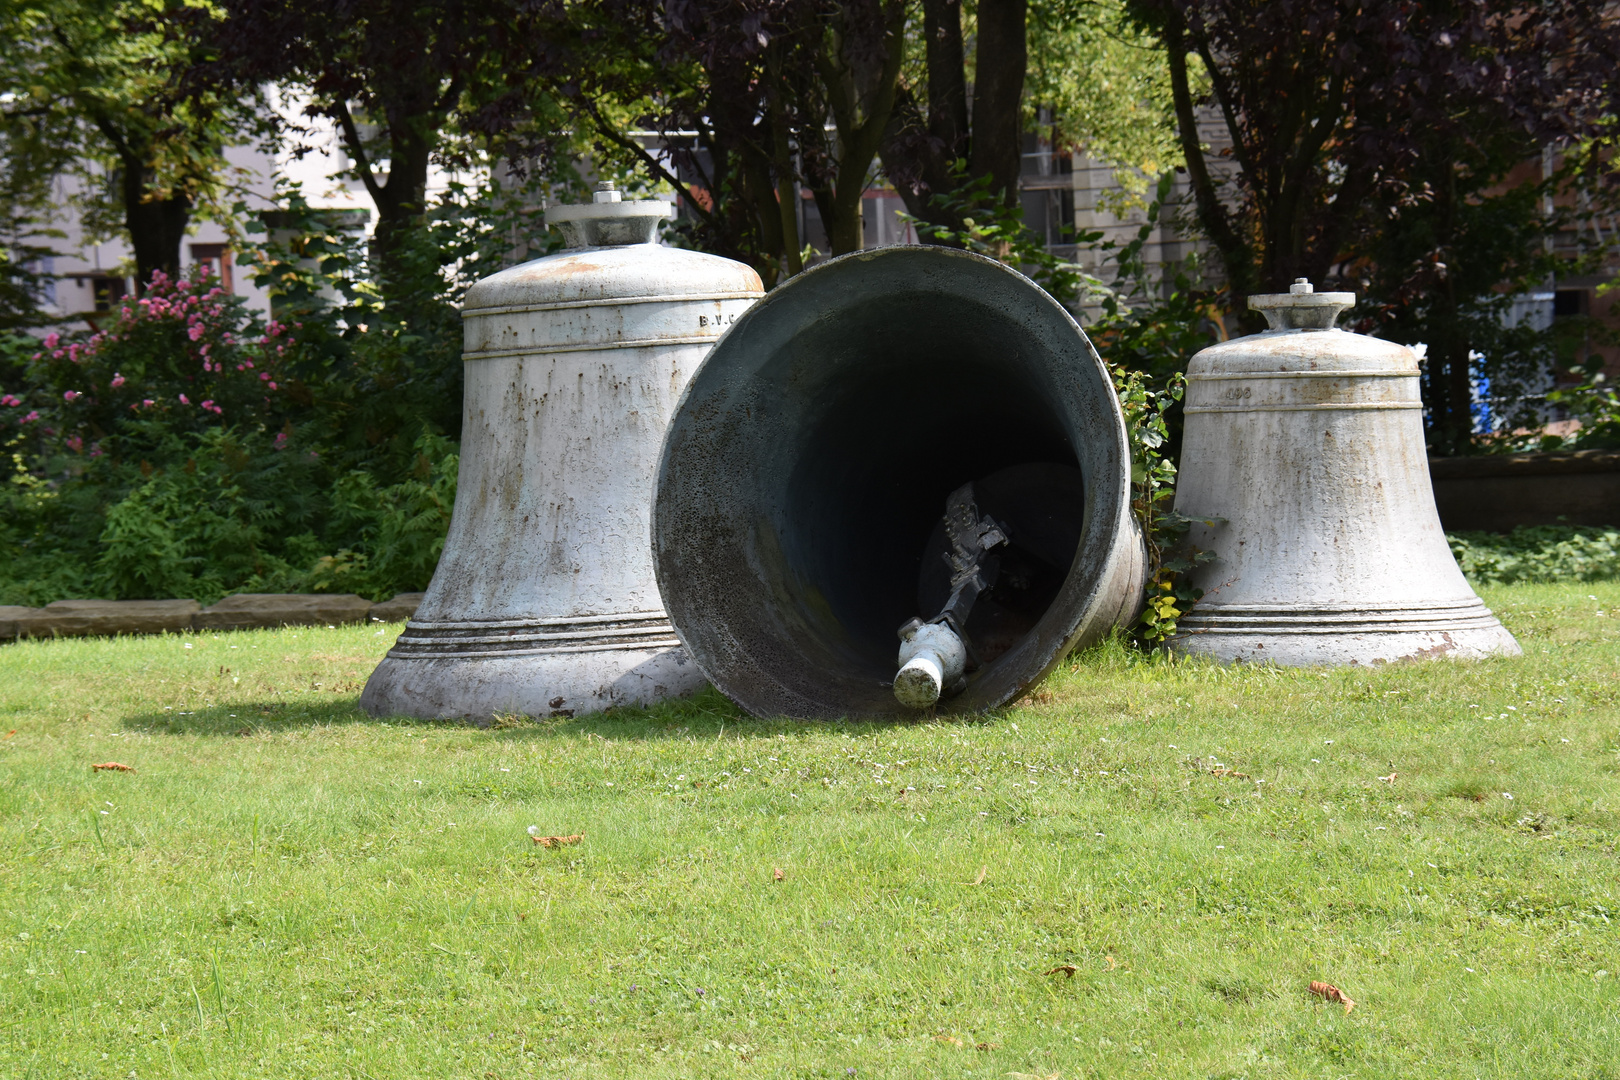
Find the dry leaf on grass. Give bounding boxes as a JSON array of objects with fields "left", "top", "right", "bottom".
[
  {"left": 934, "top": 1035, "right": 964, "bottom": 1047},
  {"left": 1008, "top": 1072, "right": 1062, "bottom": 1080},
  {"left": 91, "top": 762, "right": 134, "bottom": 772},
  {"left": 1044, "top": 965, "right": 1079, "bottom": 978},
  {"left": 526, "top": 826, "right": 583, "bottom": 848},
  {"left": 773, "top": 867, "right": 784, "bottom": 881},
  {"left": 1104, "top": 955, "right": 1119, "bottom": 971},
  {"left": 4, "top": 730, "right": 14, "bottom": 739},
  {"left": 1210, "top": 767, "right": 1251, "bottom": 780},
  {"left": 976, "top": 1042, "right": 1000, "bottom": 1051},
  {"left": 1309, "top": 980, "right": 1356, "bottom": 1014},
  {"left": 1378, "top": 772, "right": 1398, "bottom": 785},
  {"left": 970, "top": 865, "right": 987, "bottom": 885}
]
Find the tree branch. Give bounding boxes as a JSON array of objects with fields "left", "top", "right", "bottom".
[
  {"left": 579, "top": 100, "right": 716, "bottom": 229},
  {"left": 332, "top": 98, "right": 385, "bottom": 208},
  {"left": 1164, "top": 22, "right": 1248, "bottom": 290}
]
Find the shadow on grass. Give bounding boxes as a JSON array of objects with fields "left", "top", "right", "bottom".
[{"left": 117, "top": 684, "right": 986, "bottom": 740}]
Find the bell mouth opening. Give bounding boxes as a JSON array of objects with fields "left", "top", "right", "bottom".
[
  {"left": 654, "top": 246, "right": 1129, "bottom": 718},
  {"left": 780, "top": 349, "right": 1083, "bottom": 683}
]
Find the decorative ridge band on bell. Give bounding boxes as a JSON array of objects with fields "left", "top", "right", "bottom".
[
  {"left": 545, "top": 181, "right": 676, "bottom": 248},
  {"left": 1169, "top": 279, "right": 1519, "bottom": 667}
]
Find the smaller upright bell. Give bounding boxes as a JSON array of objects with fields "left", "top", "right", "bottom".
[{"left": 1170, "top": 280, "right": 1520, "bottom": 665}]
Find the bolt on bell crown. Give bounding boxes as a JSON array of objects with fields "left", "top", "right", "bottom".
[
  {"left": 359, "top": 182, "right": 763, "bottom": 721},
  {"left": 1168, "top": 279, "right": 1519, "bottom": 666}
]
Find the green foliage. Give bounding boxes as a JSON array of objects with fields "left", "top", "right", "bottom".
[
  {"left": 1112, "top": 364, "right": 1211, "bottom": 644},
  {"left": 1086, "top": 173, "right": 1223, "bottom": 387},
  {"left": 0, "top": 175, "right": 546, "bottom": 604},
  {"left": 1026, "top": 0, "right": 1195, "bottom": 199},
  {"left": 1540, "top": 376, "right": 1620, "bottom": 452},
  {"left": 1449, "top": 525, "right": 1620, "bottom": 586},
  {"left": 4, "top": 581, "right": 1620, "bottom": 1075},
  {"left": 899, "top": 160, "right": 1104, "bottom": 306}
]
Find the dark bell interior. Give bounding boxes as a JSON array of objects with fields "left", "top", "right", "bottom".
[{"left": 770, "top": 293, "right": 1086, "bottom": 689}]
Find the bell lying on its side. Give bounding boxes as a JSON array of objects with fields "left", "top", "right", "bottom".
[
  {"left": 1170, "top": 280, "right": 1520, "bottom": 665},
  {"left": 652, "top": 246, "right": 1146, "bottom": 718}
]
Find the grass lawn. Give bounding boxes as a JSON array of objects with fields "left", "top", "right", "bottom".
[{"left": 2, "top": 582, "right": 1618, "bottom": 1079}]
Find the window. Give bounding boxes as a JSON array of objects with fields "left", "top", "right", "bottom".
[
  {"left": 1553, "top": 289, "right": 1586, "bottom": 318},
  {"left": 91, "top": 276, "right": 127, "bottom": 312},
  {"left": 190, "top": 243, "right": 234, "bottom": 292}
]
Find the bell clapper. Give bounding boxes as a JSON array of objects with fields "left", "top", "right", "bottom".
[
  {"left": 895, "top": 620, "right": 968, "bottom": 708},
  {"left": 893, "top": 483, "right": 1009, "bottom": 708}
]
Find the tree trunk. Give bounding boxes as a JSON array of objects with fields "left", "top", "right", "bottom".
[
  {"left": 968, "top": 0, "right": 1028, "bottom": 206},
  {"left": 333, "top": 100, "right": 434, "bottom": 300},
  {"left": 923, "top": 0, "right": 968, "bottom": 164},
  {"left": 107, "top": 136, "right": 189, "bottom": 291}
]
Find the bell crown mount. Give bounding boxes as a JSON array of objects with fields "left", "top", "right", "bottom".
[
  {"left": 546, "top": 182, "right": 676, "bottom": 248},
  {"left": 1249, "top": 278, "right": 1356, "bottom": 331}
]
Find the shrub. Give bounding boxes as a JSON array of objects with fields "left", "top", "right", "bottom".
[
  {"left": 0, "top": 264, "right": 461, "bottom": 605},
  {"left": 1449, "top": 524, "right": 1620, "bottom": 585}
]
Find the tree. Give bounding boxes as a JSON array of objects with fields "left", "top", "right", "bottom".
[
  {"left": 878, "top": 0, "right": 1029, "bottom": 232},
  {"left": 575, "top": 0, "right": 905, "bottom": 285},
  {"left": 1024, "top": 0, "right": 1187, "bottom": 199},
  {"left": 2, "top": 0, "right": 249, "bottom": 289},
  {"left": 1126, "top": 0, "right": 1620, "bottom": 297},
  {"left": 1127, "top": 0, "right": 1620, "bottom": 452},
  {"left": 878, "top": 0, "right": 1186, "bottom": 241},
  {"left": 187, "top": 0, "right": 571, "bottom": 296}
]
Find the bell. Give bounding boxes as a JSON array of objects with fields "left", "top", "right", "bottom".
[
  {"left": 360, "top": 184, "right": 764, "bottom": 720},
  {"left": 1170, "top": 279, "right": 1520, "bottom": 665},
  {"left": 652, "top": 246, "right": 1145, "bottom": 719}
]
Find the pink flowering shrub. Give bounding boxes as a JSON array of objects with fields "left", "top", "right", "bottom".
[
  {"left": 4, "top": 269, "right": 295, "bottom": 455},
  {"left": 0, "top": 193, "right": 478, "bottom": 605}
]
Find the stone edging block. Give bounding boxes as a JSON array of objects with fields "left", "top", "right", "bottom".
[
  {"left": 1, "top": 592, "right": 425, "bottom": 641},
  {"left": 193, "top": 593, "right": 374, "bottom": 631}
]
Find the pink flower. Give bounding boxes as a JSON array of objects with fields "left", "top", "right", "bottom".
[
  {"left": 66, "top": 435, "right": 83, "bottom": 452},
  {"left": 179, "top": 394, "right": 190, "bottom": 405},
  {"left": 176, "top": 280, "right": 190, "bottom": 291},
  {"left": 21, "top": 410, "right": 38, "bottom": 423},
  {"left": 267, "top": 381, "right": 278, "bottom": 390},
  {"left": 273, "top": 431, "right": 289, "bottom": 450},
  {"left": 89, "top": 443, "right": 102, "bottom": 457},
  {"left": 110, "top": 373, "right": 125, "bottom": 389},
  {"left": 63, "top": 390, "right": 80, "bottom": 402},
  {"left": 201, "top": 399, "right": 222, "bottom": 415},
  {"left": 259, "top": 372, "right": 270, "bottom": 382},
  {"left": 43, "top": 332, "right": 59, "bottom": 349},
  {"left": 0, "top": 394, "right": 18, "bottom": 407},
  {"left": 188, "top": 324, "right": 204, "bottom": 341}
]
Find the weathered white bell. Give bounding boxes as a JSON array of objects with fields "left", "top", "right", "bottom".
[
  {"left": 360, "top": 184, "right": 763, "bottom": 719},
  {"left": 1170, "top": 279, "right": 1520, "bottom": 665}
]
